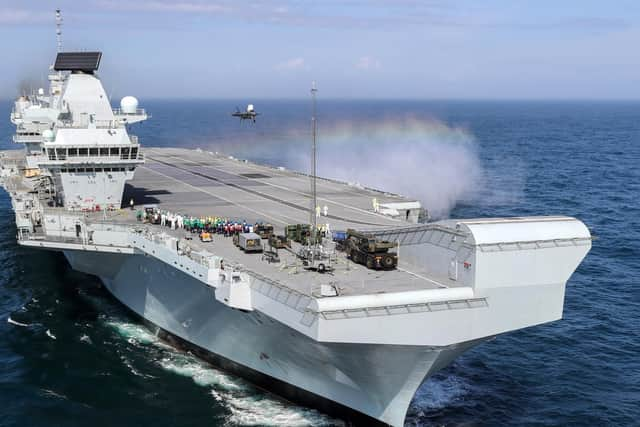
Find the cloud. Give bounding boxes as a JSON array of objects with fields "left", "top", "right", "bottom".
[
  {"left": 0, "top": 8, "right": 50, "bottom": 24},
  {"left": 356, "top": 56, "right": 381, "bottom": 70},
  {"left": 274, "top": 57, "right": 306, "bottom": 71},
  {"left": 97, "top": 0, "right": 229, "bottom": 13}
]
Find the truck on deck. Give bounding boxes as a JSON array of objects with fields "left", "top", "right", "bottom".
[
  {"left": 345, "top": 229, "right": 398, "bottom": 270},
  {"left": 237, "top": 232, "right": 263, "bottom": 253}
]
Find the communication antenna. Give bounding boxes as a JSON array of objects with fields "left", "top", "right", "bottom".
[
  {"left": 55, "top": 9, "right": 63, "bottom": 53},
  {"left": 309, "top": 81, "right": 318, "bottom": 263}
]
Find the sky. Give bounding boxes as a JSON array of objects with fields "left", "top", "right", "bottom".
[{"left": 1, "top": 0, "right": 639, "bottom": 100}]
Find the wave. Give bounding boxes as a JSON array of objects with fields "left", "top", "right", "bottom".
[
  {"left": 7, "top": 316, "right": 30, "bottom": 327},
  {"left": 107, "top": 319, "right": 340, "bottom": 426}
]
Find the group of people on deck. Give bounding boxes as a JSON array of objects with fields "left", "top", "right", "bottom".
[{"left": 137, "top": 208, "right": 258, "bottom": 237}]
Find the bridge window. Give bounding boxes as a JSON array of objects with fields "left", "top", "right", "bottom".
[
  {"left": 100, "top": 148, "right": 109, "bottom": 156},
  {"left": 121, "top": 147, "right": 130, "bottom": 159},
  {"left": 79, "top": 148, "right": 88, "bottom": 157},
  {"left": 68, "top": 148, "right": 78, "bottom": 156},
  {"left": 109, "top": 147, "right": 119, "bottom": 156},
  {"left": 55, "top": 148, "right": 67, "bottom": 160},
  {"left": 131, "top": 147, "right": 138, "bottom": 158},
  {"left": 89, "top": 148, "right": 99, "bottom": 156}
]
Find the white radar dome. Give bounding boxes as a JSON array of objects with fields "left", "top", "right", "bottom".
[
  {"left": 247, "top": 104, "right": 254, "bottom": 112},
  {"left": 120, "top": 96, "right": 139, "bottom": 114},
  {"left": 42, "top": 129, "right": 55, "bottom": 142}
]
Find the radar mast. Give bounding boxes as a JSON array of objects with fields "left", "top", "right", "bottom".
[
  {"left": 55, "top": 9, "right": 63, "bottom": 53},
  {"left": 309, "top": 81, "right": 318, "bottom": 266}
]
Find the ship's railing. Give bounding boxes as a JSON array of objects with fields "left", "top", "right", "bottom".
[
  {"left": 361, "top": 223, "right": 470, "bottom": 248},
  {"left": 130, "top": 226, "right": 222, "bottom": 271},
  {"left": 477, "top": 236, "right": 592, "bottom": 252},
  {"left": 57, "top": 119, "right": 124, "bottom": 129},
  {"left": 310, "top": 297, "right": 489, "bottom": 324},
  {"left": 247, "top": 270, "right": 312, "bottom": 314},
  {"left": 18, "top": 232, "right": 80, "bottom": 245},
  {"left": 127, "top": 225, "right": 313, "bottom": 314},
  {"left": 112, "top": 108, "right": 148, "bottom": 117},
  {"left": 13, "top": 133, "right": 42, "bottom": 143}
]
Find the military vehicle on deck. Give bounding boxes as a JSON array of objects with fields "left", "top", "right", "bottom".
[{"left": 345, "top": 229, "right": 398, "bottom": 270}]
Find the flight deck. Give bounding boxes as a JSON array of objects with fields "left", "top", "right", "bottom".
[
  {"left": 122, "top": 147, "right": 453, "bottom": 297},
  {"left": 127, "top": 147, "right": 422, "bottom": 231}
]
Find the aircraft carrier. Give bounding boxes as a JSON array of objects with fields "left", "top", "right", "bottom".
[{"left": 0, "top": 44, "right": 592, "bottom": 425}]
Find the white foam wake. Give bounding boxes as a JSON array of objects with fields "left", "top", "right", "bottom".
[
  {"left": 410, "top": 374, "right": 469, "bottom": 416},
  {"left": 7, "top": 316, "right": 30, "bottom": 327},
  {"left": 107, "top": 319, "right": 341, "bottom": 426}
]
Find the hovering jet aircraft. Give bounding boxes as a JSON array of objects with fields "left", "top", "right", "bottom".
[{"left": 232, "top": 104, "right": 259, "bottom": 123}]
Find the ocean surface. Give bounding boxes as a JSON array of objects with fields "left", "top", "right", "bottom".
[{"left": 0, "top": 99, "right": 638, "bottom": 426}]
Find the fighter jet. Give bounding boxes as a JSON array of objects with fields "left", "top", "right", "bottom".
[{"left": 232, "top": 104, "right": 259, "bottom": 123}]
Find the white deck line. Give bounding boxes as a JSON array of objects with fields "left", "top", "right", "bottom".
[
  {"left": 139, "top": 164, "right": 301, "bottom": 226},
  {"left": 396, "top": 266, "right": 449, "bottom": 289},
  {"left": 151, "top": 150, "right": 404, "bottom": 226}
]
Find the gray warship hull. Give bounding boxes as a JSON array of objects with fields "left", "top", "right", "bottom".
[{"left": 64, "top": 248, "right": 479, "bottom": 426}]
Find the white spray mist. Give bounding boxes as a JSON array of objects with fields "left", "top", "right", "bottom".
[{"left": 286, "top": 117, "right": 483, "bottom": 219}]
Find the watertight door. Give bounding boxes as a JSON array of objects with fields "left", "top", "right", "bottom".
[{"left": 448, "top": 258, "right": 458, "bottom": 281}]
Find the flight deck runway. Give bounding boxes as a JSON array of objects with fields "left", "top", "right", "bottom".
[{"left": 126, "top": 147, "right": 418, "bottom": 232}]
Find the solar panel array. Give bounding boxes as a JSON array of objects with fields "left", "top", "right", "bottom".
[{"left": 54, "top": 52, "right": 102, "bottom": 73}]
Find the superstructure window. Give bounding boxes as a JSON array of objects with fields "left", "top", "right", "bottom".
[
  {"left": 130, "top": 147, "right": 138, "bottom": 159},
  {"left": 109, "top": 147, "right": 119, "bottom": 156},
  {"left": 103, "top": 167, "right": 111, "bottom": 172},
  {"left": 55, "top": 148, "right": 67, "bottom": 160},
  {"left": 100, "top": 148, "right": 109, "bottom": 156},
  {"left": 121, "top": 147, "right": 130, "bottom": 159},
  {"left": 68, "top": 168, "right": 76, "bottom": 173},
  {"left": 89, "top": 148, "right": 99, "bottom": 156},
  {"left": 79, "top": 148, "right": 88, "bottom": 157},
  {"left": 47, "top": 148, "right": 56, "bottom": 160},
  {"left": 68, "top": 148, "right": 78, "bottom": 156}
]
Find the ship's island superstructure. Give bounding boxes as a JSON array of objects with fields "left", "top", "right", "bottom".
[{"left": 0, "top": 50, "right": 592, "bottom": 426}]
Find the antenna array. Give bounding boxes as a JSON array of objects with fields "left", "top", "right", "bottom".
[{"left": 55, "top": 9, "right": 63, "bottom": 53}]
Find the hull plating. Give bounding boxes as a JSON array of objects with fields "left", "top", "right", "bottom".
[{"left": 63, "top": 249, "right": 481, "bottom": 426}]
